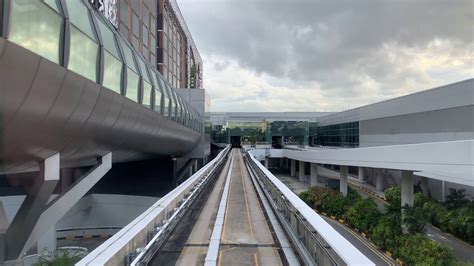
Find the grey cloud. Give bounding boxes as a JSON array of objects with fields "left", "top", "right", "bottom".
[{"left": 180, "top": 0, "right": 473, "bottom": 98}]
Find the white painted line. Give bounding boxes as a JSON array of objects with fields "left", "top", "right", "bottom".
[{"left": 204, "top": 150, "right": 234, "bottom": 266}]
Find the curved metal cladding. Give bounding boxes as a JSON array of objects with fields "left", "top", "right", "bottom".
[{"left": 0, "top": 39, "right": 201, "bottom": 174}]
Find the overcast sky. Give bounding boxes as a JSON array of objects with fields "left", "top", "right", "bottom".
[{"left": 178, "top": 0, "right": 473, "bottom": 112}]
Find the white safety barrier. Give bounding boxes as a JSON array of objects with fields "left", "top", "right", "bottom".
[
  {"left": 77, "top": 146, "right": 231, "bottom": 266},
  {"left": 248, "top": 150, "right": 374, "bottom": 266}
]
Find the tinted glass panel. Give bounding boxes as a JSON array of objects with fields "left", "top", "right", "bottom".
[
  {"left": 126, "top": 68, "right": 139, "bottom": 102},
  {"left": 69, "top": 26, "right": 98, "bottom": 81},
  {"left": 103, "top": 51, "right": 122, "bottom": 93},
  {"left": 66, "top": 0, "right": 96, "bottom": 39},
  {"left": 118, "top": 39, "right": 137, "bottom": 71},
  {"left": 142, "top": 81, "right": 152, "bottom": 108},
  {"left": 154, "top": 90, "right": 162, "bottom": 113},
  {"left": 137, "top": 57, "right": 150, "bottom": 82},
  {"left": 96, "top": 18, "right": 120, "bottom": 58},
  {"left": 9, "top": 1, "right": 62, "bottom": 63}
]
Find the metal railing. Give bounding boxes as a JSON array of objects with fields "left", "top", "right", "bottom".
[
  {"left": 77, "top": 146, "right": 231, "bottom": 266},
  {"left": 246, "top": 150, "right": 374, "bottom": 266}
]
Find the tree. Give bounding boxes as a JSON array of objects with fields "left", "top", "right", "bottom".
[
  {"left": 402, "top": 204, "right": 427, "bottom": 234},
  {"left": 445, "top": 188, "right": 470, "bottom": 210}
]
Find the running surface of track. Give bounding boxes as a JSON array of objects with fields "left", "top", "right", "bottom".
[{"left": 151, "top": 149, "right": 284, "bottom": 265}]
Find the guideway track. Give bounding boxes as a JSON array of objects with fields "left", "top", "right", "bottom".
[{"left": 151, "top": 149, "right": 287, "bottom": 265}]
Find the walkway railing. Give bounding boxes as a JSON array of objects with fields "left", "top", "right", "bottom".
[
  {"left": 246, "top": 150, "right": 374, "bottom": 266},
  {"left": 77, "top": 146, "right": 231, "bottom": 266}
]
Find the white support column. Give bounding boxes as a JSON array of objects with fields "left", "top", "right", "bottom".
[
  {"left": 420, "top": 176, "right": 430, "bottom": 198},
  {"left": 358, "top": 167, "right": 364, "bottom": 182},
  {"left": 17, "top": 153, "right": 112, "bottom": 259},
  {"left": 290, "top": 159, "right": 296, "bottom": 177},
  {"left": 298, "top": 161, "right": 305, "bottom": 182},
  {"left": 441, "top": 181, "right": 446, "bottom": 202},
  {"left": 401, "top": 170, "right": 414, "bottom": 207},
  {"left": 340, "top": 166, "right": 348, "bottom": 197},
  {"left": 401, "top": 170, "right": 414, "bottom": 234},
  {"left": 376, "top": 169, "right": 384, "bottom": 192},
  {"left": 264, "top": 158, "right": 269, "bottom": 169},
  {"left": 310, "top": 163, "right": 318, "bottom": 186},
  {"left": 193, "top": 160, "right": 198, "bottom": 173},
  {"left": 188, "top": 167, "right": 193, "bottom": 178},
  {"left": 4, "top": 153, "right": 60, "bottom": 261}
]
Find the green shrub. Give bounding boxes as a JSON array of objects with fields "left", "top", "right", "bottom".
[
  {"left": 402, "top": 204, "right": 427, "bottom": 234},
  {"left": 385, "top": 187, "right": 401, "bottom": 212},
  {"left": 398, "top": 233, "right": 456, "bottom": 265},
  {"left": 321, "top": 193, "right": 347, "bottom": 218},
  {"left": 345, "top": 198, "right": 380, "bottom": 233},
  {"left": 371, "top": 212, "right": 403, "bottom": 253}
]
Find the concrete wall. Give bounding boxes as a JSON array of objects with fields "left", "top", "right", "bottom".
[
  {"left": 360, "top": 105, "right": 474, "bottom": 147},
  {"left": 0, "top": 194, "right": 158, "bottom": 230}
]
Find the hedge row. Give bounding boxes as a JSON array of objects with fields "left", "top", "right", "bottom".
[{"left": 299, "top": 186, "right": 460, "bottom": 265}]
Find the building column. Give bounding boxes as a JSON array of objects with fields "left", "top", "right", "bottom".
[
  {"left": 264, "top": 158, "right": 269, "bottom": 169},
  {"left": 420, "top": 176, "right": 430, "bottom": 198},
  {"left": 310, "top": 163, "right": 318, "bottom": 186},
  {"left": 340, "top": 166, "right": 348, "bottom": 197},
  {"left": 290, "top": 159, "right": 296, "bottom": 177},
  {"left": 358, "top": 167, "right": 365, "bottom": 182},
  {"left": 376, "top": 169, "right": 384, "bottom": 192},
  {"left": 5, "top": 153, "right": 112, "bottom": 260},
  {"left": 188, "top": 167, "right": 193, "bottom": 178},
  {"left": 401, "top": 170, "right": 414, "bottom": 207},
  {"left": 401, "top": 170, "right": 414, "bottom": 233},
  {"left": 3, "top": 153, "right": 60, "bottom": 261},
  {"left": 441, "top": 181, "right": 446, "bottom": 202},
  {"left": 298, "top": 161, "right": 305, "bottom": 182},
  {"left": 193, "top": 160, "right": 198, "bottom": 173},
  {"left": 279, "top": 158, "right": 284, "bottom": 169}
]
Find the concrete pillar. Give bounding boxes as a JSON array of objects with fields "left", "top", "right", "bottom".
[
  {"left": 193, "top": 160, "right": 198, "bottom": 173},
  {"left": 441, "top": 181, "right": 446, "bottom": 202},
  {"left": 188, "top": 167, "right": 193, "bottom": 178},
  {"left": 401, "top": 171, "right": 414, "bottom": 207},
  {"left": 284, "top": 158, "right": 289, "bottom": 170},
  {"left": 340, "top": 166, "right": 348, "bottom": 197},
  {"left": 376, "top": 169, "right": 384, "bottom": 192},
  {"left": 6, "top": 153, "right": 112, "bottom": 260},
  {"left": 4, "top": 153, "right": 60, "bottom": 260},
  {"left": 290, "top": 160, "right": 296, "bottom": 177},
  {"left": 420, "top": 176, "right": 430, "bottom": 198},
  {"left": 358, "top": 167, "right": 364, "bottom": 182},
  {"left": 401, "top": 170, "right": 414, "bottom": 234},
  {"left": 264, "top": 158, "right": 269, "bottom": 168},
  {"left": 298, "top": 161, "right": 305, "bottom": 182},
  {"left": 310, "top": 163, "right": 318, "bottom": 186},
  {"left": 279, "top": 158, "right": 284, "bottom": 169},
  {"left": 38, "top": 226, "right": 56, "bottom": 254}
]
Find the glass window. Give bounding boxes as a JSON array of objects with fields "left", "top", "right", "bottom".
[
  {"left": 136, "top": 57, "right": 150, "bottom": 82},
  {"left": 102, "top": 51, "right": 122, "bottom": 93},
  {"left": 120, "top": 0, "right": 128, "bottom": 25},
  {"left": 9, "top": 1, "right": 62, "bottom": 63},
  {"left": 96, "top": 18, "right": 120, "bottom": 58},
  {"left": 142, "top": 25, "right": 148, "bottom": 45},
  {"left": 66, "top": 0, "right": 96, "bottom": 39},
  {"left": 154, "top": 89, "right": 162, "bottom": 113},
  {"left": 69, "top": 26, "right": 98, "bottom": 81},
  {"left": 132, "top": 13, "right": 139, "bottom": 36},
  {"left": 126, "top": 68, "right": 139, "bottom": 102},
  {"left": 142, "top": 81, "right": 152, "bottom": 108},
  {"left": 118, "top": 39, "right": 138, "bottom": 71}
]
